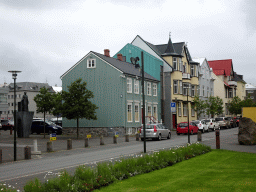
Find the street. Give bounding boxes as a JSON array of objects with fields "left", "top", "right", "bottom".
[{"left": 0, "top": 128, "right": 255, "bottom": 191}]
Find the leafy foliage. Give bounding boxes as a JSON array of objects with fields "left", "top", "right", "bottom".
[
  {"left": 205, "top": 96, "right": 223, "bottom": 117},
  {"left": 62, "top": 78, "right": 98, "bottom": 138},
  {"left": 192, "top": 95, "right": 206, "bottom": 117},
  {"left": 51, "top": 91, "right": 63, "bottom": 118},
  {"left": 227, "top": 96, "right": 242, "bottom": 115}
]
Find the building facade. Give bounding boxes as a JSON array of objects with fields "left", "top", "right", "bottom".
[
  {"left": 60, "top": 50, "right": 161, "bottom": 134},
  {"left": 0, "top": 86, "right": 9, "bottom": 119}
]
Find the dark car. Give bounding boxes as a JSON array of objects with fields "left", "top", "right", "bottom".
[{"left": 31, "top": 120, "right": 62, "bottom": 135}]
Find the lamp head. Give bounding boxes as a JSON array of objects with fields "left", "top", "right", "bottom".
[{"left": 8, "top": 71, "right": 21, "bottom": 79}]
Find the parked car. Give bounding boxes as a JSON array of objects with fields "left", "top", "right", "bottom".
[
  {"left": 197, "top": 120, "right": 209, "bottom": 133},
  {"left": 139, "top": 123, "right": 171, "bottom": 141},
  {"left": 233, "top": 116, "right": 241, "bottom": 127},
  {"left": 215, "top": 117, "right": 230, "bottom": 129},
  {"left": 51, "top": 117, "right": 62, "bottom": 126},
  {"left": 205, "top": 119, "right": 220, "bottom": 131},
  {"left": 31, "top": 120, "right": 62, "bottom": 135},
  {"left": 176, "top": 122, "right": 199, "bottom": 135},
  {"left": 1, "top": 120, "right": 14, "bottom": 131}
]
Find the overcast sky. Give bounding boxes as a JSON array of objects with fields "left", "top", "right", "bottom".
[{"left": 1, "top": 0, "right": 255, "bottom": 87}]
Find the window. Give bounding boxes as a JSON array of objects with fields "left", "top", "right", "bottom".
[
  {"left": 147, "top": 105, "right": 152, "bottom": 122},
  {"left": 8, "top": 95, "right": 10, "bottom": 99},
  {"left": 87, "top": 59, "right": 96, "bottom": 68},
  {"left": 127, "top": 78, "right": 132, "bottom": 93},
  {"left": 202, "top": 85, "right": 205, "bottom": 97},
  {"left": 211, "top": 88, "right": 213, "bottom": 96},
  {"left": 183, "top": 83, "right": 189, "bottom": 95},
  {"left": 153, "top": 105, "right": 157, "bottom": 121},
  {"left": 134, "top": 80, "right": 139, "bottom": 94},
  {"left": 207, "top": 87, "right": 209, "bottom": 97},
  {"left": 179, "top": 59, "right": 183, "bottom": 71},
  {"left": 179, "top": 80, "right": 183, "bottom": 94},
  {"left": 11, "top": 95, "right": 13, "bottom": 99},
  {"left": 12, "top": 103, "right": 13, "bottom": 106},
  {"left": 147, "top": 82, "right": 151, "bottom": 95},
  {"left": 251, "top": 96, "right": 254, "bottom": 99},
  {"left": 234, "top": 88, "right": 236, "bottom": 97},
  {"left": 197, "top": 85, "right": 200, "bottom": 96},
  {"left": 127, "top": 103, "right": 132, "bottom": 122},
  {"left": 248, "top": 90, "right": 254, "bottom": 93},
  {"left": 191, "top": 65, "right": 195, "bottom": 76},
  {"left": 153, "top": 83, "right": 157, "bottom": 96},
  {"left": 183, "top": 62, "right": 187, "bottom": 73},
  {"left": 173, "top": 57, "right": 177, "bottom": 70},
  {"left": 191, "top": 85, "right": 195, "bottom": 97},
  {"left": 183, "top": 103, "right": 187, "bottom": 116},
  {"left": 229, "top": 88, "right": 233, "bottom": 98},
  {"left": 191, "top": 104, "right": 195, "bottom": 116},
  {"left": 173, "top": 80, "right": 178, "bottom": 94},
  {"left": 178, "top": 102, "right": 182, "bottom": 116},
  {"left": 134, "top": 104, "right": 139, "bottom": 122}
]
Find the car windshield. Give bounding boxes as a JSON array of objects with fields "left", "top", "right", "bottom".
[
  {"left": 179, "top": 123, "right": 188, "bottom": 127},
  {"left": 193, "top": 121, "right": 199, "bottom": 124},
  {"left": 45, "top": 120, "right": 56, "bottom": 126},
  {"left": 225, "top": 117, "right": 232, "bottom": 120},
  {"left": 215, "top": 118, "right": 223, "bottom": 121},
  {"left": 204, "top": 120, "right": 210, "bottom": 123}
]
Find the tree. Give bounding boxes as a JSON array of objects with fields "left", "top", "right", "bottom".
[
  {"left": 227, "top": 96, "right": 242, "bottom": 115},
  {"left": 52, "top": 92, "right": 63, "bottom": 124},
  {"left": 205, "top": 96, "right": 223, "bottom": 118},
  {"left": 240, "top": 94, "right": 256, "bottom": 107},
  {"left": 62, "top": 78, "right": 98, "bottom": 139},
  {"left": 192, "top": 95, "right": 206, "bottom": 118},
  {"left": 34, "top": 87, "right": 54, "bottom": 138}
]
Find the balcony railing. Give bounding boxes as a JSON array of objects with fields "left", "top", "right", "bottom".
[
  {"left": 228, "top": 81, "right": 237, "bottom": 86},
  {"left": 182, "top": 73, "right": 191, "bottom": 79}
]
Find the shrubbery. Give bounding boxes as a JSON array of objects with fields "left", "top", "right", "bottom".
[{"left": 0, "top": 143, "right": 211, "bottom": 192}]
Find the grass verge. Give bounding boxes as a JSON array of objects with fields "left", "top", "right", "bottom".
[{"left": 95, "top": 150, "right": 256, "bottom": 192}]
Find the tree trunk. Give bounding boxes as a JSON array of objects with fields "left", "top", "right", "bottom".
[{"left": 77, "top": 118, "right": 79, "bottom": 139}]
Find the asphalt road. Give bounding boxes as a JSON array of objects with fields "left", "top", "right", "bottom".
[{"left": 0, "top": 128, "right": 255, "bottom": 191}]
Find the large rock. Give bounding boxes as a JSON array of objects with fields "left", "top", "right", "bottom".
[{"left": 238, "top": 117, "right": 256, "bottom": 145}]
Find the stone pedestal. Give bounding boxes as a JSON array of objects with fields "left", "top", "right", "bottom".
[
  {"left": 16, "top": 111, "right": 34, "bottom": 138},
  {"left": 238, "top": 117, "right": 256, "bottom": 145}
]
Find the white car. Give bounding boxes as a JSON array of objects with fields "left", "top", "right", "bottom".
[
  {"left": 205, "top": 119, "right": 220, "bottom": 131},
  {"left": 193, "top": 120, "right": 209, "bottom": 133}
]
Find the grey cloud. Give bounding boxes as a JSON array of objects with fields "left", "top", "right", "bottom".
[{"left": 241, "top": 0, "right": 256, "bottom": 32}]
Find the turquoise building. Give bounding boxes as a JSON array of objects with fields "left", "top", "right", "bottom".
[{"left": 60, "top": 49, "right": 160, "bottom": 134}]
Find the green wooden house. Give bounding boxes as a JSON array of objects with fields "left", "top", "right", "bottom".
[{"left": 60, "top": 49, "right": 160, "bottom": 135}]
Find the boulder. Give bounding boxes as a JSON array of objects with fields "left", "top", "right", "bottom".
[{"left": 238, "top": 117, "right": 256, "bottom": 145}]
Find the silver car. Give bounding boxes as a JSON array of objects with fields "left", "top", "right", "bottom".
[
  {"left": 140, "top": 124, "right": 171, "bottom": 141},
  {"left": 215, "top": 117, "right": 230, "bottom": 129}
]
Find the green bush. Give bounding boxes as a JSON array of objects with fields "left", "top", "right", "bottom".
[{"left": 22, "top": 143, "right": 211, "bottom": 192}]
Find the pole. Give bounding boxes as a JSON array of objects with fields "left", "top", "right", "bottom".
[
  {"left": 141, "top": 51, "right": 146, "bottom": 153},
  {"left": 14, "top": 77, "right": 17, "bottom": 161},
  {"left": 187, "top": 85, "right": 190, "bottom": 144}
]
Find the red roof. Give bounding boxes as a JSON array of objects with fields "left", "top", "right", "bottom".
[{"left": 208, "top": 59, "right": 233, "bottom": 77}]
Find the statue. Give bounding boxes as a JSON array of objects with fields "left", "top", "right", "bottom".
[{"left": 21, "top": 92, "right": 29, "bottom": 111}]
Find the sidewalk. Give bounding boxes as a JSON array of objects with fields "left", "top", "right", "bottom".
[{"left": 0, "top": 130, "right": 140, "bottom": 163}]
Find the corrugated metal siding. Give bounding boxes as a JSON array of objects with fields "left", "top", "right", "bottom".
[{"left": 62, "top": 53, "right": 125, "bottom": 128}]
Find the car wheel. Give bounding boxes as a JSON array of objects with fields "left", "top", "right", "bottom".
[
  {"left": 158, "top": 134, "right": 162, "bottom": 141},
  {"left": 177, "top": 133, "right": 180, "bottom": 135},
  {"left": 167, "top": 133, "right": 171, "bottom": 139}
]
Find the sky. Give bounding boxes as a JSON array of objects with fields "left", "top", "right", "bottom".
[{"left": 0, "top": 0, "right": 256, "bottom": 87}]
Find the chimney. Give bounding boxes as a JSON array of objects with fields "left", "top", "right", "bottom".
[
  {"left": 117, "top": 53, "right": 123, "bottom": 61},
  {"left": 104, "top": 49, "right": 110, "bottom": 57}
]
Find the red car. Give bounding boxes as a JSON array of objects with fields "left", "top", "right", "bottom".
[{"left": 176, "top": 122, "right": 199, "bottom": 135}]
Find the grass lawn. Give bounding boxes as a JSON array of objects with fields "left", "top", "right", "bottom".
[{"left": 95, "top": 150, "right": 256, "bottom": 192}]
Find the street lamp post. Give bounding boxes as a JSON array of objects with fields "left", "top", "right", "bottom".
[
  {"left": 8, "top": 70, "right": 21, "bottom": 161},
  {"left": 187, "top": 84, "right": 190, "bottom": 144},
  {"left": 130, "top": 51, "right": 146, "bottom": 153}
]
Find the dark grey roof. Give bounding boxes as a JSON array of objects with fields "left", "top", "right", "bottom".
[
  {"left": 232, "top": 73, "right": 246, "bottom": 84},
  {"left": 9, "top": 82, "right": 54, "bottom": 92},
  {"left": 92, "top": 52, "right": 159, "bottom": 82}
]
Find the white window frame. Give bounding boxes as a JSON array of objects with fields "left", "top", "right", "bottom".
[
  {"left": 147, "top": 105, "right": 152, "bottom": 123},
  {"left": 191, "top": 85, "right": 195, "bottom": 97},
  {"left": 134, "top": 79, "right": 139, "bottom": 94},
  {"left": 127, "top": 78, "right": 132, "bottom": 93},
  {"left": 147, "top": 82, "right": 152, "bottom": 96},
  {"left": 178, "top": 102, "right": 182, "bottom": 117},
  {"left": 153, "top": 83, "right": 157, "bottom": 96},
  {"left": 179, "top": 80, "right": 183, "bottom": 94},
  {"left": 191, "top": 104, "right": 195, "bottom": 117},
  {"left": 207, "top": 87, "right": 209, "bottom": 97},
  {"left": 153, "top": 105, "right": 158, "bottom": 121},
  {"left": 179, "top": 59, "right": 183, "bottom": 72},
  {"left": 173, "top": 80, "right": 178, "bottom": 94},
  {"left": 250, "top": 96, "right": 254, "bottom": 99},
  {"left": 183, "top": 103, "right": 187, "bottom": 117},
  {"left": 202, "top": 85, "right": 205, "bottom": 97},
  {"left": 173, "top": 57, "right": 177, "bottom": 70},
  {"left": 127, "top": 103, "right": 133, "bottom": 122},
  {"left": 87, "top": 59, "right": 96, "bottom": 68},
  {"left": 134, "top": 103, "right": 140, "bottom": 122},
  {"left": 191, "top": 65, "right": 195, "bottom": 76}
]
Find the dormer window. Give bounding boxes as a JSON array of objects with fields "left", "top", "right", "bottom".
[{"left": 87, "top": 59, "right": 96, "bottom": 68}]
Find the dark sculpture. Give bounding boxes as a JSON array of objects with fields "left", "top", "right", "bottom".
[{"left": 21, "top": 92, "right": 29, "bottom": 112}]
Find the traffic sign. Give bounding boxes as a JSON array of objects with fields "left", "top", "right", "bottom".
[
  {"left": 171, "top": 102, "right": 176, "bottom": 108},
  {"left": 171, "top": 102, "right": 176, "bottom": 113}
]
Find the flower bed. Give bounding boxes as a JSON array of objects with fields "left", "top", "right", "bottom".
[{"left": 0, "top": 143, "right": 211, "bottom": 192}]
